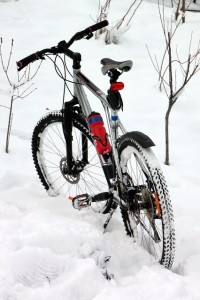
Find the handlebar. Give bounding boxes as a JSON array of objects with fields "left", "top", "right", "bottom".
[{"left": 16, "top": 20, "right": 109, "bottom": 71}]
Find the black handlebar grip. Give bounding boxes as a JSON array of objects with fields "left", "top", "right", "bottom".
[
  {"left": 16, "top": 52, "right": 39, "bottom": 71},
  {"left": 85, "top": 20, "right": 109, "bottom": 34}
]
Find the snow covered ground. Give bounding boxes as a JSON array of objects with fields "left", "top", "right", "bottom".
[{"left": 0, "top": 0, "right": 200, "bottom": 299}]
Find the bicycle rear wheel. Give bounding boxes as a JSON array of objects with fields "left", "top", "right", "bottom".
[
  {"left": 118, "top": 132, "right": 175, "bottom": 269},
  {"left": 32, "top": 110, "right": 113, "bottom": 213}
]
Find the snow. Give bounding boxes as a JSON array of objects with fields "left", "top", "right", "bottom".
[{"left": 0, "top": 0, "right": 200, "bottom": 299}]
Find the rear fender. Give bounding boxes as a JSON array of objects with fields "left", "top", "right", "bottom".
[{"left": 119, "top": 131, "right": 155, "bottom": 148}]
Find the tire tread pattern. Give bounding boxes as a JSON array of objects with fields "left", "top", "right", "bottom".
[{"left": 118, "top": 134, "right": 175, "bottom": 269}]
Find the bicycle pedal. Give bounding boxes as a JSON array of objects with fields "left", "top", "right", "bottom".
[{"left": 69, "top": 194, "right": 91, "bottom": 210}]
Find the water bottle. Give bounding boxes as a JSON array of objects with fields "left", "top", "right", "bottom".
[{"left": 88, "top": 112, "right": 112, "bottom": 155}]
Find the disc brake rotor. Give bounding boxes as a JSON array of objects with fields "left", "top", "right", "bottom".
[{"left": 60, "top": 158, "right": 80, "bottom": 184}]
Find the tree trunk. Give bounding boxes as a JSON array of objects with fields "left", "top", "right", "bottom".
[
  {"left": 165, "top": 103, "right": 173, "bottom": 165},
  {"left": 181, "top": 0, "right": 186, "bottom": 23},
  {"left": 5, "top": 95, "right": 14, "bottom": 153},
  {"left": 175, "top": 0, "right": 181, "bottom": 20}
]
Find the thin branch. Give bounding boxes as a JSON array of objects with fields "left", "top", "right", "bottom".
[
  {"left": 0, "top": 38, "right": 5, "bottom": 71},
  {"left": 167, "top": 32, "right": 173, "bottom": 102},
  {"left": 146, "top": 44, "right": 160, "bottom": 74},
  {"left": 18, "top": 83, "right": 35, "bottom": 97},
  {"left": 19, "top": 88, "right": 37, "bottom": 99},
  {"left": 116, "top": 1, "right": 137, "bottom": 29},
  {"left": 193, "top": 40, "right": 200, "bottom": 66},
  {"left": 6, "top": 38, "right": 14, "bottom": 71},
  {"left": 176, "top": 45, "right": 186, "bottom": 76},
  {"left": 146, "top": 44, "right": 170, "bottom": 88},
  {"left": 162, "top": 80, "right": 170, "bottom": 98},
  {"left": 183, "top": 54, "right": 191, "bottom": 84},
  {"left": 127, "top": 0, "right": 143, "bottom": 26},
  {"left": 0, "top": 38, "right": 13, "bottom": 86},
  {"left": 0, "top": 104, "right": 10, "bottom": 109},
  {"left": 29, "top": 60, "right": 42, "bottom": 80}
]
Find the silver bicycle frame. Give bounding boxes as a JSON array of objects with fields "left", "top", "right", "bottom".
[{"left": 73, "top": 68, "right": 127, "bottom": 181}]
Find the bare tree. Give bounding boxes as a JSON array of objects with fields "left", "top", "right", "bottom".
[
  {"left": 147, "top": 2, "right": 200, "bottom": 165},
  {"left": 95, "top": 0, "right": 143, "bottom": 44},
  {"left": 0, "top": 38, "right": 41, "bottom": 153}
]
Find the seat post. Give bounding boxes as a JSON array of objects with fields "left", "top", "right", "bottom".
[{"left": 108, "top": 69, "right": 121, "bottom": 83}]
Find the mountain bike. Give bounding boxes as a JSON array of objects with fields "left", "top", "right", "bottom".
[{"left": 17, "top": 20, "right": 175, "bottom": 269}]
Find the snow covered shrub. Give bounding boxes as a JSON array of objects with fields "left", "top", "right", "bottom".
[{"left": 95, "top": 0, "right": 143, "bottom": 44}]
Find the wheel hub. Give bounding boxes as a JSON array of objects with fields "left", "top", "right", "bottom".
[
  {"left": 60, "top": 157, "right": 81, "bottom": 184},
  {"left": 141, "top": 188, "right": 154, "bottom": 220}
]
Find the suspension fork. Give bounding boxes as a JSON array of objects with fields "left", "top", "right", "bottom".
[{"left": 62, "top": 97, "right": 85, "bottom": 173}]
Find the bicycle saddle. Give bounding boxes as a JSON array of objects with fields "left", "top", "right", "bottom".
[{"left": 101, "top": 58, "right": 133, "bottom": 75}]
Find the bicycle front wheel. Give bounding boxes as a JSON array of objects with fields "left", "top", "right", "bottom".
[
  {"left": 31, "top": 110, "right": 113, "bottom": 213},
  {"left": 118, "top": 132, "right": 175, "bottom": 269}
]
